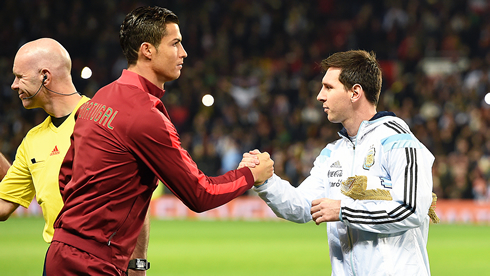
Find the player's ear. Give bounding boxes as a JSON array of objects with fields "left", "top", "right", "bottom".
[
  {"left": 350, "top": 84, "right": 362, "bottom": 102},
  {"left": 139, "top": 42, "right": 153, "bottom": 60}
]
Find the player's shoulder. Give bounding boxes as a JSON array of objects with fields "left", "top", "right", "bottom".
[
  {"left": 360, "top": 113, "right": 424, "bottom": 148},
  {"left": 315, "top": 138, "right": 343, "bottom": 164},
  {"left": 24, "top": 116, "right": 51, "bottom": 138},
  {"left": 326, "top": 137, "right": 343, "bottom": 149},
  {"left": 75, "top": 95, "right": 91, "bottom": 109},
  {"left": 373, "top": 117, "right": 427, "bottom": 151},
  {"left": 377, "top": 116, "right": 412, "bottom": 136},
  {"left": 361, "top": 114, "right": 411, "bottom": 140},
  {"left": 362, "top": 112, "right": 408, "bottom": 133}
]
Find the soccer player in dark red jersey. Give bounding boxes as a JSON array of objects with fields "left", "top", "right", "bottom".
[{"left": 44, "top": 6, "right": 273, "bottom": 276}]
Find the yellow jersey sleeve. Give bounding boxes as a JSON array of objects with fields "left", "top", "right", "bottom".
[{"left": 0, "top": 138, "right": 35, "bottom": 208}]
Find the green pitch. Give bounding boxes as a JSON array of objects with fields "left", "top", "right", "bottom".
[{"left": 1, "top": 217, "right": 489, "bottom": 275}]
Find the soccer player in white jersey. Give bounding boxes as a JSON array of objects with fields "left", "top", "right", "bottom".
[{"left": 242, "top": 50, "right": 435, "bottom": 276}]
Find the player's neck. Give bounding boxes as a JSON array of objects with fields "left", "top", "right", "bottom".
[
  {"left": 342, "top": 107, "right": 377, "bottom": 137},
  {"left": 127, "top": 64, "right": 166, "bottom": 90},
  {"left": 44, "top": 94, "right": 82, "bottom": 118}
]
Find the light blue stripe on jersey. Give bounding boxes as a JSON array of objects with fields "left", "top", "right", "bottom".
[
  {"left": 381, "top": 177, "right": 393, "bottom": 189},
  {"left": 381, "top": 133, "right": 421, "bottom": 151},
  {"left": 317, "top": 148, "right": 331, "bottom": 163},
  {"left": 321, "top": 148, "right": 331, "bottom": 157}
]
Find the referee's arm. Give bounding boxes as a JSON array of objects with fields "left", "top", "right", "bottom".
[
  {"left": 0, "top": 198, "right": 19, "bottom": 221},
  {"left": 0, "top": 152, "right": 10, "bottom": 180},
  {"left": 0, "top": 153, "right": 16, "bottom": 221}
]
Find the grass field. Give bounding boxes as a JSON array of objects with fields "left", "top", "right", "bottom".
[{"left": 1, "top": 217, "right": 489, "bottom": 275}]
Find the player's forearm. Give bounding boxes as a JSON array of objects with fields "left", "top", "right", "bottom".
[
  {"left": 131, "top": 210, "right": 150, "bottom": 259},
  {"left": 0, "top": 152, "right": 11, "bottom": 180},
  {"left": 138, "top": 121, "right": 255, "bottom": 213},
  {"left": 0, "top": 198, "right": 19, "bottom": 221},
  {"left": 340, "top": 194, "right": 432, "bottom": 234},
  {"left": 127, "top": 210, "right": 150, "bottom": 276},
  {"left": 255, "top": 175, "right": 315, "bottom": 223},
  {"left": 162, "top": 165, "right": 254, "bottom": 213}
]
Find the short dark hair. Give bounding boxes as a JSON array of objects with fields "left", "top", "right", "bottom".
[
  {"left": 120, "top": 6, "right": 179, "bottom": 66},
  {"left": 321, "top": 50, "right": 382, "bottom": 106}
]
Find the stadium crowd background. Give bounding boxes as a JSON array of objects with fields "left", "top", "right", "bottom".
[{"left": 0, "top": 0, "right": 489, "bottom": 201}]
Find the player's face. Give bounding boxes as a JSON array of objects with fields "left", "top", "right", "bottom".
[
  {"left": 317, "top": 68, "right": 352, "bottom": 124},
  {"left": 151, "top": 23, "right": 187, "bottom": 83},
  {"left": 11, "top": 54, "right": 44, "bottom": 109}
]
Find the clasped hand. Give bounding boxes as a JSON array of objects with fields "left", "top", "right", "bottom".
[{"left": 238, "top": 149, "right": 274, "bottom": 186}]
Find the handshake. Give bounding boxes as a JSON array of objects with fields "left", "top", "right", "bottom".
[{"left": 237, "top": 149, "right": 274, "bottom": 186}]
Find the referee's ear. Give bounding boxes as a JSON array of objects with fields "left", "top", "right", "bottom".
[{"left": 40, "top": 69, "right": 51, "bottom": 86}]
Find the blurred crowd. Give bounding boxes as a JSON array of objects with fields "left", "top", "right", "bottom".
[{"left": 1, "top": 0, "right": 490, "bottom": 201}]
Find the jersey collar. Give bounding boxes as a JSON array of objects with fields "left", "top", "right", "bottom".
[
  {"left": 338, "top": 111, "right": 396, "bottom": 138},
  {"left": 116, "top": 69, "right": 165, "bottom": 99}
]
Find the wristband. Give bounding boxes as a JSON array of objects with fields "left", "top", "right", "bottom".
[{"left": 128, "top": 259, "right": 150, "bottom": 271}]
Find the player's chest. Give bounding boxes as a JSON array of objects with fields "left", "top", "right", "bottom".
[{"left": 324, "top": 142, "right": 386, "bottom": 192}]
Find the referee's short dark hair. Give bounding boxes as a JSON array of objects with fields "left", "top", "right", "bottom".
[{"left": 120, "top": 6, "right": 179, "bottom": 66}]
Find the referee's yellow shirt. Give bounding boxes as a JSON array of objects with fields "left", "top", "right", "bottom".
[{"left": 0, "top": 96, "right": 89, "bottom": 243}]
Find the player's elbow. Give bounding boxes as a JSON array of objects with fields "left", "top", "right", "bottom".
[
  {"left": 184, "top": 202, "right": 206, "bottom": 213},
  {"left": 400, "top": 211, "right": 428, "bottom": 229},
  {"left": 0, "top": 200, "right": 19, "bottom": 221},
  {"left": 0, "top": 212, "right": 12, "bottom": 221},
  {"left": 189, "top": 205, "right": 209, "bottom": 213},
  {"left": 272, "top": 209, "right": 312, "bottom": 224},
  {"left": 188, "top": 206, "right": 201, "bottom": 213},
  {"left": 290, "top": 216, "right": 312, "bottom": 224}
]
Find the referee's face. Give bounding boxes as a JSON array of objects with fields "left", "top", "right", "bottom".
[{"left": 12, "top": 53, "right": 44, "bottom": 109}]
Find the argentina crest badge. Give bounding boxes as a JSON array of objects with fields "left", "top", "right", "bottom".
[{"left": 363, "top": 145, "right": 375, "bottom": 170}]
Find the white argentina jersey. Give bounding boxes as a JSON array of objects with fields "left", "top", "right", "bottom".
[{"left": 255, "top": 112, "right": 434, "bottom": 276}]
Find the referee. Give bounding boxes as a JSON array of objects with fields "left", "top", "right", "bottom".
[{"left": 0, "top": 38, "right": 88, "bottom": 242}]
